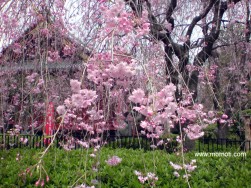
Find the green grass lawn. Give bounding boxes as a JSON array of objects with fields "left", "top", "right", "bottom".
[{"left": 0, "top": 148, "right": 251, "bottom": 188}]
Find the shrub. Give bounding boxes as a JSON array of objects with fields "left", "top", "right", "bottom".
[{"left": 1, "top": 148, "right": 251, "bottom": 187}]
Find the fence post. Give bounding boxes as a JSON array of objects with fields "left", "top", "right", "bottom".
[
  {"left": 56, "top": 136, "right": 59, "bottom": 148},
  {"left": 208, "top": 138, "right": 210, "bottom": 152},
  {"left": 40, "top": 135, "right": 42, "bottom": 148},
  {"left": 211, "top": 139, "right": 213, "bottom": 152},
  {"left": 32, "top": 136, "right": 35, "bottom": 148},
  {"left": 0, "top": 135, "right": 1, "bottom": 149},
  {"left": 7, "top": 135, "right": 9, "bottom": 149},
  {"left": 29, "top": 135, "right": 31, "bottom": 149}
]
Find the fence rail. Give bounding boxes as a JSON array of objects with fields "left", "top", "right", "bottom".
[{"left": 0, "top": 134, "right": 250, "bottom": 152}]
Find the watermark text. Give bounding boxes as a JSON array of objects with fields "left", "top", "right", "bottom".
[{"left": 195, "top": 152, "right": 246, "bottom": 158}]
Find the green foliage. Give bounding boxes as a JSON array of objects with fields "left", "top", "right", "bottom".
[
  {"left": 241, "top": 109, "right": 251, "bottom": 117},
  {"left": 105, "top": 137, "right": 178, "bottom": 153},
  {"left": 105, "top": 137, "right": 150, "bottom": 150},
  {"left": 203, "top": 124, "right": 217, "bottom": 139},
  {"left": 0, "top": 148, "right": 251, "bottom": 187}
]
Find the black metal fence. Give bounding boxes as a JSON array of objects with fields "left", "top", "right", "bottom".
[
  {"left": 1, "top": 134, "right": 250, "bottom": 152},
  {"left": 0, "top": 134, "right": 178, "bottom": 152},
  {"left": 197, "top": 138, "right": 250, "bottom": 152},
  {"left": 0, "top": 134, "right": 60, "bottom": 149},
  {"left": 105, "top": 136, "right": 178, "bottom": 153}
]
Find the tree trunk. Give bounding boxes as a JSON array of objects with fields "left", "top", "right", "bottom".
[
  {"left": 243, "top": 116, "right": 251, "bottom": 151},
  {"left": 217, "top": 122, "right": 229, "bottom": 144}
]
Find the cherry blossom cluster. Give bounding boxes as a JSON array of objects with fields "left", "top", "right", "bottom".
[
  {"left": 63, "top": 45, "right": 75, "bottom": 56},
  {"left": 18, "top": 165, "right": 50, "bottom": 187},
  {"left": 6, "top": 125, "right": 22, "bottom": 136},
  {"left": 87, "top": 52, "right": 136, "bottom": 88},
  {"left": 0, "top": 71, "right": 47, "bottom": 133},
  {"left": 86, "top": 52, "right": 137, "bottom": 129},
  {"left": 99, "top": 0, "right": 133, "bottom": 35},
  {"left": 35, "top": 174, "right": 49, "bottom": 187},
  {"left": 134, "top": 10, "right": 150, "bottom": 37},
  {"left": 186, "top": 64, "right": 218, "bottom": 85},
  {"left": 56, "top": 50, "right": 137, "bottom": 149},
  {"left": 60, "top": 136, "right": 76, "bottom": 151},
  {"left": 173, "top": 88, "right": 217, "bottom": 140},
  {"left": 105, "top": 155, "right": 122, "bottom": 166},
  {"left": 219, "top": 113, "right": 229, "bottom": 125},
  {"left": 136, "top": 42, "right": 167, "bottom": 91},
  {"left": 20, "top": 137, "right": 28, "bottom": 144},
  {"left": 26, "top": 73, "right": 45, "bottom": 94},
  {"left": 56, "top": 79, "right": 106, "bottom": 136},
  {"left": 178, "top": 103, "right": 209, "bottom": 140},
  {"left": 170, "top": 159, "right": 197, "bottom": 179},
  {"left": 99, "top": 0, "right": 149, "bottom": 37},
  {"left": 129, "top": 85, "right": 215, "bottom": 140},
  {"left": 206, "top": 110, "right": 231, "bottom": 126},
  {"left": 74, "top": 184, "right": 95, "bottom": 188},
  {"left": 186, "top": 64, "right": 197, "bottom": 73},
  {"left": 47, "top": 50, "right": 60, "bottom": 62},
  {"left": 129, "top": 84, "right": 178, "bottom": 138},
  {"left": 134, "top": 170, "right": 158, "bottom": 186},
  {"left": 211, "top": 112, "right": 231, "bottom": 126},
  {"left": 198, "top": 64, "right": 218, "bottom": 84}
]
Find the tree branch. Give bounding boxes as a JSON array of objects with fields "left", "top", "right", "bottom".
[
  {"left": 166, "top": 0, "right": 177, "bottom": 21},
  {"left": 185, "top": 0, "right": 216, "bottom": 46}
]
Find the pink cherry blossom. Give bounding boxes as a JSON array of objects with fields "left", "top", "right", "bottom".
[
  {"left": 183, "top": 164, "right": 197, "bottom": 172},
  {"left": 184, "top": 124, "right": 204, "bottom": 140},
  {"left": 56, "top": 105, "right": 66, "bottom": 115},
  {"left": 106, "top": 156, "right": 122, "bottom": 166},
  {"left": 221, "top": 114, "right": 228, "bottom": 119},
  {"left": 173, "top": 171, "right": 180, "bottom": 177},
  {"left": 70, "top": 79, "right": 81, "bottom": 93},
  {"left": 35, "top": 179, "right": 40, "bottom": 187},
  {"left": 140, "top": 121, "right": 148, "bottom": 129},
  {"left": 40, "top": 28, "right": 50, "bottom": 36},
  {"left": 219, "top": 119, "right": 227, "bottom": 124},
  {"left": 40, "top": 179, "right": 45, "bottom": 187},
  {"left": 77, "top": 141, "right": 89, "bottom": 148},
  {"left": 170, "top": 161, "right": 183, "bottom": 170},
  {"left": 71, "top": 94, "right": 84, "bottom": 108},
  {"left": 208, "top": 111, "right": 214, "bottom": 118},
  {"left": 129, "top": 89, "right": 145, "bottom": 104},
  {"left": 47, "top": 51, "right": 60, "bottom": 62},
  {"left": 20, "top": 137, "right": 28, "bottom": 144},
  {"left": 63, "top": 45, "right": 75, "bottom": 56}
]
